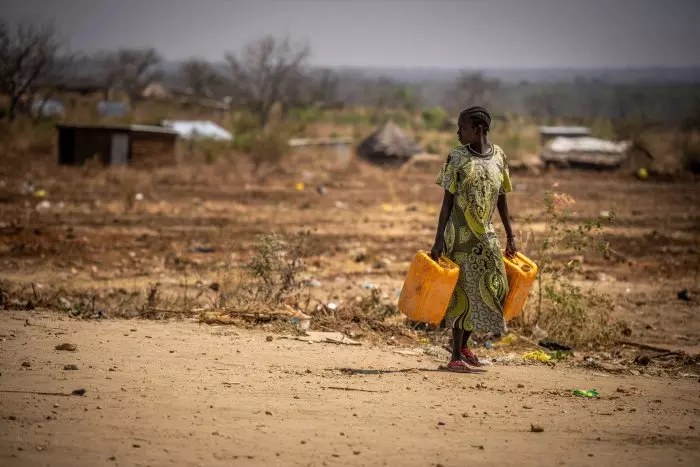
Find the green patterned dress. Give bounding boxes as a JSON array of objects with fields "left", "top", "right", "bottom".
[{"left": 436, "top": 144, "right": 513, "bottom": 335}]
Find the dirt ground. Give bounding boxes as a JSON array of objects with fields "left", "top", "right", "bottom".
[
  {"left": 1, "top": 155, "right": 700, "bottom": 465},
  {"left": 1, "top": 312, "right": 699, "bottom": 467}
]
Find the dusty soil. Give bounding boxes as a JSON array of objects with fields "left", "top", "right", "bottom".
[
  {"left": 1, "top": 155, "right": 699, "bottom": 465},
  {"left": 1, "top": 311, "right": 700, "bottom": 467}
]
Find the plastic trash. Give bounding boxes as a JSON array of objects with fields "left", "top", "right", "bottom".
[
  {"left": 522, "top": 350, "right": 552, "bottom": 362},
  {"left": 295, "top": 182, "right": 305, "bottom": 191},
  {"left": 498, "top": 334, "right": 517, "bottom": 346},
  {"left": 573, "top": 389, "right": 600, "bottom": 398}
]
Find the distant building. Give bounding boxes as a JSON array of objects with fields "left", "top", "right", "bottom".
[
  {"left": 56, "top": 123, "right": 179, "bottom": 167},
  {"left": 356, "top": 120, "right": 421, "bottom": 166},
  {"left": 539, "top": 126, "right": 591, "bottom": 147},
  {"left": 540, "top": 136, "right": 632, "bottom": 170}
]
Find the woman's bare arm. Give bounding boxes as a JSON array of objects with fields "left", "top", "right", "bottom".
[{"left": 431, "top": 190, "right": 454, "bottom": 260}]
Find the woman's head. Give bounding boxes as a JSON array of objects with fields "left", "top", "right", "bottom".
[{"left": 457, "top": 106, "right": 491, "bottom": 145}]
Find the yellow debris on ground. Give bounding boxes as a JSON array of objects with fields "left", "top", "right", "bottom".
[{"left": 522, "top": 349, "right": 551, "bottom": 362}]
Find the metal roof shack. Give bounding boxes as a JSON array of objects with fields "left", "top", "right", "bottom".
[
  {"left": 541, "top": 136, "right": 632, "bottom": 170},
  {"left": 540, "top": 126, "right": 591, "bottom": 146},
  {"left": 56, "top": 123, "right": 179, "bottom": 168}
]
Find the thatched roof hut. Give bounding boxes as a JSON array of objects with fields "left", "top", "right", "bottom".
[{"left": 356, "top": 120, "right": 421, "bottom": 166}]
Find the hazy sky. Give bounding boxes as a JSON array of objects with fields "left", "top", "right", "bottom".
[{"left": 2, "top": 0, "right": 700, "bottom": 68}]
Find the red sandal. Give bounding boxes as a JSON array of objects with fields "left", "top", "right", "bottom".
[{"left": 461, "top": 347, "right": 485, "bottom": 367}]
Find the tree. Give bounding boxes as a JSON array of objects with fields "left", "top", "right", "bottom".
[
  {"left": 447, "top": 72, "right": 501, "bottom": 111},
  {"left": 179, "top": 58, "right": 223, "bottom": 97},
  {"left": 0, "top": 18, "right": 65, "bottom": 121},
  {"left": 98, "top": 48, "right": 163, "bottom": 102},
  {"left": 224, "top": 36, "right": 310, "bottom": 127}
]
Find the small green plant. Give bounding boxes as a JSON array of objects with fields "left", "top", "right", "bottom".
[
  {"left": 518, "top": 190, "right": 620, "bottom": 346},
  {"left": 246, "top": 231, "right": 310, "bottom": 306},
  {"left": 422, "top": 106, "right": 448, "bottom": 130},
  {"left": 248, "top": 131, "right": 290, "bottom": 177}
]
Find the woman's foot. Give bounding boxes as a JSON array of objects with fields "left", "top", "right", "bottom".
[
  {"left": 446, "top": 359, "right": 474, "bottom": 373},
  {"left": 461, "top": 347, "right": 485, "bottom": 367}
]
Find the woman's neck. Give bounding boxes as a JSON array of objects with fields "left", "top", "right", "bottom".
[{"left": 469, "top": 136, "right": 491, "bottom": 154}]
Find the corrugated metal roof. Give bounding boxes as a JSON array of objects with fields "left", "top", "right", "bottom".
[
  {"left": 161, "top": 120, "right": 233, "bottom": 141},
  {"left": 547, "top": 136, "right": 631, "bottom": 154},
  {"left": 540, "top": 126, "right": 591, "bottom": 136},
  {"left": 55, "top": 123, "right": 178, "bottom": 135}
]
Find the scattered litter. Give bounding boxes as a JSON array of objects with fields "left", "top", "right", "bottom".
[
  {"left": 327, "top": 302, "right": 338, "bottom": 311},
  {"left": 381, "top": 203, "right": 393, "bottom": 212},
  {"left": 522, "top": 350, "right": 551, "bottom": 362},
  {"left": 484, "top": 340, "right": 494, "bottom": 350},
  {"left": 295, "top": 182, "right": 305, "bottom": 191},
  {"left": 362, "top": 282, "right": 377, "bottom": 290},
  {"left": 498, "top": 334, "right": 517, "bottom": 346},
  {"left": 309, "top": 279, "right": 322, "bottom": 288},
  {"left": 134, "top": 193, "right": 144, "bottom": 201},
  {"left": 334, "top": 201, "right": 348, "bottom": 209},
  {"left": 35, "top": 200, "right": 51, "bottom": 212},
  {"left": 573, "top": 389, "right": 600, "bottom": 398},
  {"left": 599, "top": 210, "right": 611, "bottom": 219},
  {"left": 33, "top": 189, "right": 47, "bottom": 198},
  {"left": 316, "top": 185, "right": 328, "bottom": 196}
]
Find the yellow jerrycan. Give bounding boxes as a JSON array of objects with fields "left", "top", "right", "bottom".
[
  {"left": 502, "top": 251, "right": 538, "bottom": 321},
  {"left": 398, "top": 251, "right": 459, "bottom": 324}
]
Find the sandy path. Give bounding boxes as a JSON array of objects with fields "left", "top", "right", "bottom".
[{"left": 1, "top": 312, "right": 699, "bottom": 467}]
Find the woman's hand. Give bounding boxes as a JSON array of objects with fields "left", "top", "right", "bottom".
[
  {"left": 430, "top": 238, "right": 445, "bottom": 261},
  {"left": 505, "top": 236, "right": 518, "bottom": 258}
]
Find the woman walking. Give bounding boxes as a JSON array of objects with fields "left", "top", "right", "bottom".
[{"left": 431, "top": 106, "right": 517, "bottom": 373}]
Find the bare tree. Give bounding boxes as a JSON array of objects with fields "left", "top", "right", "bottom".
[
  {"left": 179, "top": 58, "right": 223, "bottom": 97},
  {"left": 225, "top": 36, "right": 310, "bottom": 127},
  {"left": 97, "top": 48, "right": 163, "bottom": 102},
  {"left": 0, "top": 18, "right": 66, "bottom": 121},
  {"left": 447, "top": 72, "right": 501, "bottom": 111}
]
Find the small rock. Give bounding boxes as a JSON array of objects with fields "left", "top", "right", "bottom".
[
  {"left": 266, "top": 336, "right": 274, "bottom": 342},
  {"left": 530, "top": 424, "right": 544, "bottom": 433},
  {"left": 265, "top": 411, "right": 272, "bottom": 415},
  {"left": 71, "top": 388, "right": 86, "bottom": 396},
  {"left": 108, "top": 456, "right": 116, "bottom": 461},
  {"left": 55, "top": 343, "right": 77, "bottom": 352},
  {"left": 63, "top": 364, "right": 79, "bottom": 371},
  {"left": 353, "top": 451, "right": 361, "bottom": 455},
  {"left": 677, "top": 289, "right": 693, "bottom": 302},
  {"left": 8, "top": 415, "right": 16, "bottom": 420},
  {"left": 437, "top": 421, "right": 446, "bottom": 426},
  {"left": 523, "top": 405, "right": 533, "bottom": 410},
  {"left": 517, "top": 384, "right": 525, "bottom": 388},
  {"left": 208, "top": 282, "right": 220, "bottom": 292},
  {"left": 21, "top": 362, "right": 31, "bottom": 368},
  {"left": 132, "top": 444, "right": 141, "bottom": 448}
]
